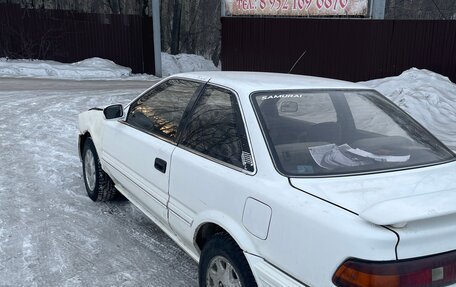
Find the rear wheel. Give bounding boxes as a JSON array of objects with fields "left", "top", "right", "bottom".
[
  {"left": 82, "top": 137, "right": 116, "bottom": 201},
  {"left": 199, "top": 233, "right": 257, "bottom": 287}
]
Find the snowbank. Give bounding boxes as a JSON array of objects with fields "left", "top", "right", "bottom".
[
  {"left": 161, "top": 52, "right": 219, "bottom": 77},
  {"left": 361, "top": 68, "right": 456, "bottom": 150},
  {"left": 0, "top": 53, "right": 219, "bottom": 80},
  {"left": 0, "top": 57, "right": 155, "bottom": 80}
]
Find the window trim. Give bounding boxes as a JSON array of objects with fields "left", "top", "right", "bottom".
[
  {"left": 123, "top": 76, "right": 201, "bottom": 112},
  {"left": 176, "top": 83, "right": 257, "bottom": 175},
  {"left": 120, "top": 120, "right": 178, "bottom": 145},
  {"left": 250, "top": 88, "right": 456, "bottom": 178},
  {"left": 124, "top": 78, "right": 205, "bottom": 144},
  {"left": 175, "top": 80, "right": 210, "bottom": 144}
]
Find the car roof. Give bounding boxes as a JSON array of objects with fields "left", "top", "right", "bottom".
[{"left": 171, "top": 71, "right": 370, "bottom": 94}]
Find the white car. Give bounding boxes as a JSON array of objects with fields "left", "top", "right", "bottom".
[{"left": 78, "top": 72, "right": 456, "bottom": 287}]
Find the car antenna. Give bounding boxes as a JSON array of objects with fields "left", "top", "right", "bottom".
[{"left": 288, "top": 50, "right": 307, "bottom": 74}]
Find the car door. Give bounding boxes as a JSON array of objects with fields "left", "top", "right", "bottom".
[
  {"left": 101, "top": 79, "right": 202, "bottom": 226},
  {"left": 168, "top": 84, "right": 255, "bottom": 250}
]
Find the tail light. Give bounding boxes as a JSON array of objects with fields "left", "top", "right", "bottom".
[{"left": 333, "top": 250, "right": 456, "bottom": 287}]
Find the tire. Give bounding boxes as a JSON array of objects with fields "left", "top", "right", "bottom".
[
  {"left": 199, "top": 233, "right": 257, "bottom": 287},
  {"left": 82, "top": 137, "right": 116, "bottom": 201}
]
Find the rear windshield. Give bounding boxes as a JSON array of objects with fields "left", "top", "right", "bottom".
[{"left": 252, "top": 90, "right": 455, "bottom": 176}]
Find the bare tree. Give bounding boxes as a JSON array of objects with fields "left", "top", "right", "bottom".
[
  {"left": 1, "top": 0, "right": 223, "bottom": 64},
  {"left": 0, "top": 8, "right": 64, "bottom": 59},
  {"left": 170, "top": 0, "right": 181, "bottom": 54},
  {"left": 160, "top": 0, "right": 221, "bottom": 65}
]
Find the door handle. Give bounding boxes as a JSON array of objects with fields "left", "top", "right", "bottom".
[{"left": 154, "top": 158, "right": 167, "bottom": 173}]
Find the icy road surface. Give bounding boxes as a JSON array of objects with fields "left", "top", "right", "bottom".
[{"left": 0, "top": 78, "right": 198, "bottom": 286}]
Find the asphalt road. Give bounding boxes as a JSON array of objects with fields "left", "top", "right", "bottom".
[{"left": 0, "top": 77, "right": 198, "bottom": 286}]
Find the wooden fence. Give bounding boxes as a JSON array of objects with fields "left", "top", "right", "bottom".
[
  {"left": 221, "top": 17, "right": 456, "bottom": 82},
  {"left": 0, "top": 4, "right": 154, "bottom": 74}
]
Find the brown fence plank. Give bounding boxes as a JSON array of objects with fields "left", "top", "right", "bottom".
[
  {"left": 221, "top": 17, "right": 456, "bottom": 82},
  {"left": 0, "top": 3, "right": 154, "bottom": 74}
]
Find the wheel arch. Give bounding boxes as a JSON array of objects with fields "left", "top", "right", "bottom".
[
  {"left": 193, "top": 213, "right": 259, "bottom": 257},
  {"left": 194, "top": 222, "right": 225, "bottom": 253},
  {"left": 78, "top": 109, "right": 106, "bottom": 162},
  {"left": 78, "top": 131, "right": 91, "bottom": 160}
]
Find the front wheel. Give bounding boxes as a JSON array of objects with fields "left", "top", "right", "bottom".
[
  {"left": 199, "top": 233, "right": 257, "bottom": 287},
  {"left": 82, "top": 137, "right": 116, "bottom": 201}
]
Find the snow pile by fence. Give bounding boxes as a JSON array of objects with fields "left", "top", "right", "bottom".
[
  {"left": 0, "top": 57, "right": 154, "bottom": 80},
  {"left": 362, "top": 68, "right": 456, "bottom": 150},
  {"left": 161, "top": 52, "right": 219, "bottom": 77},
  {"left": 0, "top": 53, "right": 219, "bottom": 80}
]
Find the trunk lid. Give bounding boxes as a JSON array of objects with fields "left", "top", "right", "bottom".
[{"left": 290, "top": 161, "right": 456, "bottom": 227}]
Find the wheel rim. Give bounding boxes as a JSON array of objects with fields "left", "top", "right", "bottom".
[
  {"left": 84, "top": 149, "right": 96, "bottom": 191},
  {"left": 206, "top": 256, "right": 242, "bottom": 287}
]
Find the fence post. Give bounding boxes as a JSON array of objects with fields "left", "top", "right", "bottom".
[
  {"left": 371, "top": 0, "right": 386, "bottom": 19},
  {"left": 152, "top": 0, "right": 162, "bottom": 77},
  {"left": 221, "top": 0, "right": 226, "bottom": 17}
]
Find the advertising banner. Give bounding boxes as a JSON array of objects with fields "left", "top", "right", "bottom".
[{"left": 225, "top": 0, "right": 369, "bottom": 16}]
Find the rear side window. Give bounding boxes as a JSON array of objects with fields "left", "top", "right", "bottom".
[
  {"left": 179, "top": 86, "right": 254, "bottom": 172},
  {"left": 127, "top": 79, "right": 200, "bottom": 141}
]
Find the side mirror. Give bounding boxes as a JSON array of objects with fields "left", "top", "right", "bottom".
[{"left": 103, "top": 104, "right": 123, "bottom": 119}]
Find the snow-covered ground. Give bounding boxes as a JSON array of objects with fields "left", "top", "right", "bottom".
[
  {"left": 0, "top": 78, "right": 197, "bottom": 286},
  {"left": 0, "top": 57, "right": 455, "bottom": 286}
]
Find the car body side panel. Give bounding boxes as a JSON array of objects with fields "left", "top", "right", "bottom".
[
  {"left": 239, "top": 174, "right": 398, "bottom": 286},
  {"left": 168, "top": 146, "right": 260, "bottom": 255},
  {"left": 102, "top": 120, "right": 174, "bottom": 225},
  {"left": 78, "top": 109, "right": 200, "bottom": 261},
  {"left": 168, "top": 146, "right": 398, "bottom": 286},
  {"left": 289, "top": 164, "right": 456, "bottom": 259},
  {"left": 113, "top": 182, "right": 200, "bottom": 262}
]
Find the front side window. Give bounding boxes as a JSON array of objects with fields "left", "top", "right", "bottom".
[
  {"left": 127, "top": 79, "right": 200, "bottom": 141},
  {"left": 252, "top": 90, "right": 454, "bottom": 176},
  {"left": 179, "top": 86, "right": 253, "bottom": 171}
]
